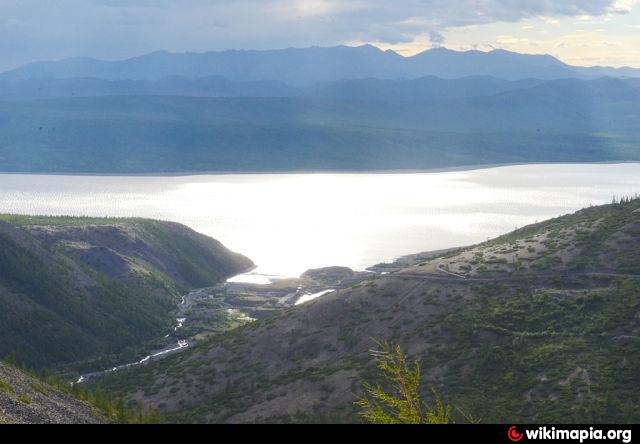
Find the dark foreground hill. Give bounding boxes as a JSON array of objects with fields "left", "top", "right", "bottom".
[
  {"left": 97, "top": 198, "right": 640, "bottom": 423},
  {"left": 0, "top": 216, "right": 252, "bottom": 370},
  {"left": 0, "top": 361, "right": 105, "bottom": 424}
]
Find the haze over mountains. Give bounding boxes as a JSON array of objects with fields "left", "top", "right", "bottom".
[
  {"left": 0, "top": 44, "right": 638, "bottom": 174},
  {"left": 2, "top": 45, "right": 639, "bottom": 84}
]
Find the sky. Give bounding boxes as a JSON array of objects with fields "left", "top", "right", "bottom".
[{"left": 0, "top": 0, "right": 639, "bottom": 72}]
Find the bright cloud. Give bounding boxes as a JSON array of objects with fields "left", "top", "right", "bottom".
[{"left": 0, "top": 0, "right": 637, "bottom": 70}]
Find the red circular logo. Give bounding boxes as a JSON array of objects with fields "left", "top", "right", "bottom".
[{"left": 508, "top": 426, "right": 524, "bottom": 442}]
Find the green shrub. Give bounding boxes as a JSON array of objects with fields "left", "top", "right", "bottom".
[
  {"left": 0, "top": 380, "right": 14, "bottom": 394},
  {"left": 17, "top": 395, "right": 32, "bottom": 404},
  {"left": 30, "top": 383, "right": 49, "bottom": 397},
  {"left": 356, "top": 341, "right": 451, "bottom": 424}
]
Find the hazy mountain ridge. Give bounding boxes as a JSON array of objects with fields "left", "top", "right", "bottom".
[
  {"left": 0, "top": 76, "right": 297, "bottom": 101},
  {"left": 95, "top": 198, "right": 640, "bottom": 423},
  {"left": 0, "top": 216, "right": 252, "bottom": 370},
  {"left": 0, "top": 45, "right": 638, "bottom": 174},
  {"left": 3, "top": 74, "right": 631, "bottom": 102},
  {"left": 2, "top": 45, "right": 638, "bottom": 84}
]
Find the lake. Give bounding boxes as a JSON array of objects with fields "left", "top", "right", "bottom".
[{"left": 0, "top": 163, "right": 638, "bottom": 282}]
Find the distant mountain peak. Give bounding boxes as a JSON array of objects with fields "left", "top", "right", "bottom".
[
  {"left": 1, "top": 44, "right": 638, "bottom": 83},
  {"left": 356, "top": 43, "right": 384, "bottom": 52},
  {"left": 413, "top": 46, "right": 455, "bottom": 55}
]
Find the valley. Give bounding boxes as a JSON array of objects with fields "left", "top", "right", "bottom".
[
  {"left": 75, "top": 265, "right": 376, "bottom": 383},
  {"left": 0, "top": 215, "right": 252, "bottom": 371},
  {"left": 1, "top": 186, "right": 639, "bottom": 424},
  {"left": 85, "top": 197, "right": 640, "bottom": 423},
  {"left": 0, "top": 34, "right": 639, "bottom": 426}
]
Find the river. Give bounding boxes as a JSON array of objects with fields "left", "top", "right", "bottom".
[{"left": 73, "top": 288, "right": 218, "bottom": 383}]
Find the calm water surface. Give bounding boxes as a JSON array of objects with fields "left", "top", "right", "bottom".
[{"left": 0, "top": 163, "right": 638, "bottom": 282}]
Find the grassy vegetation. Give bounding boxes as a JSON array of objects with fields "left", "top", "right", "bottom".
[
  {"left": 30, "top": 383, "right": 49, "bottom": 397},
  {"left": 0, "top": 228, "right": 175, "bottom": 369},
  {"left": 0, "top": 379, "right": 14, "bottom": 394},
  {"left": 442, "top": 277, "right": 640, "bottom": 423},
  {"left": 0, "top": 214, "right": 138, "bottom": 227},
  {"left": 66, "top": 384, "right": 164, "bottom": 424}
]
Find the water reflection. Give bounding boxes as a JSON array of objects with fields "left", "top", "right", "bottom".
[{"left": 0, "top": 163, "right": 638, "bottom": 279}]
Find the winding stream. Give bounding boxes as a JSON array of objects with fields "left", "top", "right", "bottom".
[
  {"left": 76, "top": 290, "right": 197, "bottom": 383},
  {"left": 75, "top": 280, "right": 338, "bottom": 383}
]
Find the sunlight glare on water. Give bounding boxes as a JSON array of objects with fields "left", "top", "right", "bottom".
[{"left": 0, "top": 163, "right": 638, "bottom": 281}]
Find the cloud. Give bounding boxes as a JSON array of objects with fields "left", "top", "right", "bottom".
[
  {"left": 610, "top": 0, "right": 640, "bottom": 12},
  {"left": 313, "top": 0, "right": 634, "bottom": 43},
  {"left": 429, "top": 30, "right": 445, "bottom": 45},
  {"left": 0, "top": 0, "right": 636, "bottom": 70}
]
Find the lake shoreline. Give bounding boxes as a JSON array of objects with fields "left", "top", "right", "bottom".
[
  {"left": 0, "top": 160, "right": 639, "bottom": 178},
  {"left": 1, "top": 163, "right": 638, "bottom": 281}
]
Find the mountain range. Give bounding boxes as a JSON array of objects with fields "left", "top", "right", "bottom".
[
  {"left": 2, "top": 45, "right": 639, "bottom": 84},
  {"left": 0, "top": 44, "right": 638, "bottom": 174},
  {"left": 4, "top": 74, "right": 637, "bottom": 103}
]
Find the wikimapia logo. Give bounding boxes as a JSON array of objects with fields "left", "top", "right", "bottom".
[
  {"left": 506, "top": 426, "right": 632, "bottom": 443},
  {"left": 509, "top": 426, "right": 524, "bottom": 442}
]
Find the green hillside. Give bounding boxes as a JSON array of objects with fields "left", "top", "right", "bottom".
[{"left": 0, "top": 216, "right": 252, "bottom": 370}]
